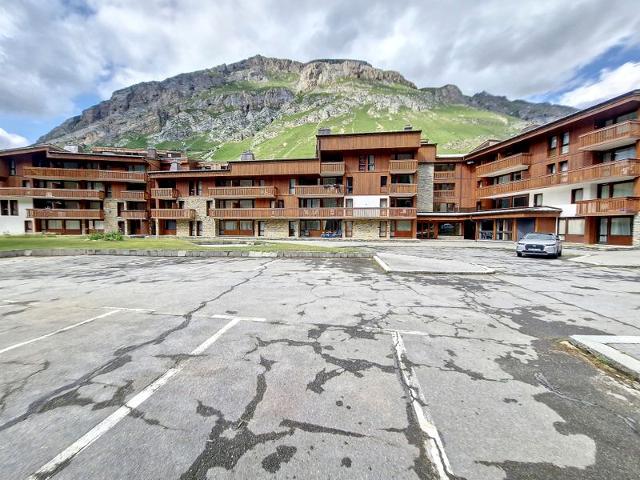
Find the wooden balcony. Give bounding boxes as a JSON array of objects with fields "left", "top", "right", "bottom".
[
  {"left": 434, "top": 171, "right": 456, "bottom": 180},
  {"left": 579, "top": 120, "right": 640, "bottom": 151},
  {"left": 477, "top": 159, "right": 640, "bottom": 198},
  {"left": 151, "top": 188, "right": 178, "bottom": 199},
  {"left": 293, "top": 185, "right": 344, "bottom": 197},
  {"left": 23, "top": 167, "right": 146, "bottom": 183},
  {"left": 27, "top": 209, "right": 104, "bottom": 220},
  {"left": 320, "top": 162, "right": 345, "bottom": 176},
  {"left": 120, "top": 210, "right": 149, "bottom": 220},
  {"left": 118, "top": 190, "right": 148, "bottom": 201},
  {"left": 433, "top": 190, "right": 455, "bottom": 199},
  {"left": 389, "top": 159, "right": 418, "bottom": 174},
  {"left": 207, "top": 186, "right": 277, "bottom": 198},
  {"left": 209, "top": 207, "right": 416, "bottom": 219},
  {"left": 388, "top": 183, "right": 417, "bottom": 196},
  {"left": 150, "top": 208, "right": 196, "bottom": 219},
  {"left": 576, "top": 197, "right": 640, "bottom": 216},
  {"left": 476, "top": 153, "right": 533, "bottom": 178},
  {"left": 0, "top": 187, "right": 104, "bottom": 200}
]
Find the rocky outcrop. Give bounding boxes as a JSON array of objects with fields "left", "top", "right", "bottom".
[{"left": 37, "top": 55, "right": 575, "bottom": 151}]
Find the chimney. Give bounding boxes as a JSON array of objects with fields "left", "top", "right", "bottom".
[
  {"left": 146, "top": 147, "right": 157, "bottom": 159},
  {"left": 240, "top": 150, "right": 255, "bottom": 161},
  {"left": 63, "top": 145, "right": 79, "bottom": 153},
  {"left": 403, "top": 124, "right": 413, "bottom": 131},
  {"left": 317, "top": 128, "right": 331, "bottom": 135}
]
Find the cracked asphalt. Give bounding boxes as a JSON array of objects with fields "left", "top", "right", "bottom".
[{"left": 0, "top": 247, "right": 639, "bottom": 479}]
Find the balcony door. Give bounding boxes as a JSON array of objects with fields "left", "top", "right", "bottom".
[{"left": 597, "top": 218, "right": 608, "bottom": 244}]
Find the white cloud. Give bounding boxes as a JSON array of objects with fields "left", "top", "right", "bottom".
[
  {"left": 1, "top": 0, "right": 640, "bottom": 119},
  {"left": 0, "top": 127, "right": 29, "bottom": 149},
  {"left": 559, "top": 62, "right": 640, "bottom": 107}
]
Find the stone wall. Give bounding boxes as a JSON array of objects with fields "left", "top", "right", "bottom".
[
  {"left": 352, "top": 219, "right": 386, "bottom": 240},
  {"left": 417, "top": 163, "right": 434, "bottom": 212},
  {"left": 103, "top": 199, "right": 120, "bottom": 233},
  {"left": 263, "top": 219, "right": 290, "bottom": 239},
  {"left": 633, "top": 214, "right": 640, "bottom": 247},
  {"left": 175, "top": 197, "right": 216, "bottom": 237}
]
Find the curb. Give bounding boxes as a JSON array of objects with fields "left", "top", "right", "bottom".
[
  {"left": 373, "top": 254, "right": 495, "bottom": 275},
  {"left": 0, "top": 249, "right": 372, "bottom": 260},
  {"left": 569, "top": 335, "right": 640, "bottom": 382}
]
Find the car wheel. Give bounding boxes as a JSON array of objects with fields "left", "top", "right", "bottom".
[
  {"left": 516, "top": 252, "right": 522, "bottom": 257},
  {"left": 557, "top": 249, "right": 562, "bottom": 257},
  {"left": 550, "top": 253, "right": 558, "bottom": 259}
]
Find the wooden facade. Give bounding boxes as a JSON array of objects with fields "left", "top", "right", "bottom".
[{"left": 2, "top": 91, "right": 640, "bottom": 244}]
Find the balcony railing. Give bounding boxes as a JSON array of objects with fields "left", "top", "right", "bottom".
[
  {"left": 27, "top": 209, "right": 104, "bottom": 219},
  {"left": 389, "top": 159, "right": 418, "bottom": 174},
  {"left": 293, "top": 185, "right": 344, "bottom": 197},
  {"left": 150, "top": 209, "right": 196, "bottom": 219},
  {"left": 476, "top": 153, "right": 533, "bottom": 178},
  {"left": 388, "top": 183, "right": 418, "bottom": 195},
  {"left": 433, "top": 190, "right": 455, "bottom": 199},
  {"left": 576, "top": 197, "right": 640, "bottom": 216},
  {"left": 23, "top": 167, "right": 146, "bottom": 183},
  {"left": 320, "top": 162, "right": 345, "bottom": 176},
  {"left": 207, "top": 186, "right": 277, "bottom": 198},
  {"left": 118, "top": 190, "right": 148, "bottom": 201},
  {"left": 120, "top": 210, "right": 149, "bottom": 219},
  {"left": 579, "top": 120, "right": 640, "bottom": 151},
  {"left": 151, "top": 188, "right": 178, "bottom": 199},
  {"left": 209, "top": 207, "right": 416, "bottom": 219},
  {"left": 0, "top": 187, "right": 104, "bottom": 200},
  {"left": 434, "top": 171, "right": 456, "bottom": 180},
  {"left": 477, "top": 159, "right": 640, "bottom": 198}
]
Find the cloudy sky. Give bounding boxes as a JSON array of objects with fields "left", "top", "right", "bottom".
[{"left": 1, "top": 0, "right": 640, "bottom": 148}]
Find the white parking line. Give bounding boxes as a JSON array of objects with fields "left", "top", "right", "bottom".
[
  {"left": 0, "top": 310, "right": 121, "bottom": 355},
  {"left": 26, "top": 316, "right": 241, "bottom": 480},
  {"left": 392, "top": 331, "right": 453, "bottom": 480}
]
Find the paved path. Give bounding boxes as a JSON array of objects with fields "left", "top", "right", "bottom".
[{"left": 0, "top": 248, "right": 639, "bottom": 479}]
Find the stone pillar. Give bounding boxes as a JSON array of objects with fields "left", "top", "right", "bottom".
[{"left": 417, "top": 163, "right": 434, "bottom": 212}]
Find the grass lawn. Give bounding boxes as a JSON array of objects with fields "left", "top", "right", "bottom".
[{"left": 0, "top": 235, "right": 360, "bottom": 254}]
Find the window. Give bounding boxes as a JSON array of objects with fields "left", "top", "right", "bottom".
[
  {"left": 613, "top": 181, "right": 634, "bottom": 197},
  {"left": 434, "top": 163, "right": 456, "bottom": 171},
  {"left": 65, "top": 220, "right": 81, "bottom": 230},
  {"left": 611, "top": 217, "right": 632, "bottom": 236},
  {"left": 9, "top": 159, "right": 16, "bottom": 176},
  {"left": 548, "top": 136, "right": 557, "bottom": 156},
  {"left": 379, "top": 221, "right": 387, "bottom": 237},
  {"left": 559, "top": 161, "right": 569, "bottom": 172},
  {"left": 358, "top": 156, "right": 366, "bottom": 171},
  {"left": 47, "top": 220, "right": 63, "bottom": 229},
  {"left": 258, "top": 221, "right": 265, "bottom": 236},
  {"left": 196, "top": 221, "right": 203, "bottom": 236},
  {"left": 288, "top": 221, "right": 296, "bottom": 237},
  {"left": 558, "top": 219, "right": 566, "bottom": 240},
  {"left": 534, "top": 193, "right": 543, "bottom": 206},
  {"left": 189, "top": 181, "right": 202, "bottom": 196},
  {"left": 24, "top": 221, "right": 33, "bottom": 233},
  {"left": 380, "top": 176, "right": 387, "bottom": 189},
  {"left": 380, "top": 198, "right": 388, "bottom": 208},
  {"left": 239, "top": 221, "right": 252, "bottom": 232},
  {"left": 546, "top": 163, "right": 557, "bottom": 175},
  {"left": 346, "top": 177, "right": 353, "bottom": 194},
  {"left": 434, "top": 203, "right": 456, "bottom": 212},
  {"left": 571, "top": 188, "right": 584, "bottom": 203},
  {"left": 561, "top": 132, "right": 570, "bottom": 154},
  {"left": 105, "top": 184, "right": 112, "bottom": 198},
  {"left": 434, "top": 183, "right": 455, "bottom": 191},
  {"left": 0, "top": 200, "right": 18, "bottom": 216},
  {"left": 164, "top": 220, "right": 177, "bottom": 231},
  {"left": 289, "top": 178, "right": 296, "bottom": 194},
  {"left": 567, "top": 218, "right": 585, "bottom": 235},
  {"left": 513, "top": 195, "right": 528, "bottom": 208},
  {"left": 367, "top": 155, "right": 375, "bottom": 171},
  {"left": 345, "top": 198, "right": 353, "bottom": 208}
]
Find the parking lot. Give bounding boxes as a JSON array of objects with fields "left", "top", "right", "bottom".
[{"left": 1, "top": 247, "right": 639, "bottom": 479}]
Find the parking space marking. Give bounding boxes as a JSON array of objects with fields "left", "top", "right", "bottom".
[
  {"left": 26, "top": 315, "right": 241, "bottom": 480},
  {"left": 0, "top": 309, "right": 121, "bottom": 355},
  {"left": 392, "top": 331, "right": 453, "bottom": 480}
]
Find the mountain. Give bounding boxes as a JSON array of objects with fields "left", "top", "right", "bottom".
[{"left": 38, "top": 55, "right": 576, "bottom": 159}]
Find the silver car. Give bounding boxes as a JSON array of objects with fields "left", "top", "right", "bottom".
[{"left": 516, "top": 232, "right": 562, "bottom": 258}]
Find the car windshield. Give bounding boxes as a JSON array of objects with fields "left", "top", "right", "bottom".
[{"left": 523, "top": 233, "right": 556, "bottom": 240}]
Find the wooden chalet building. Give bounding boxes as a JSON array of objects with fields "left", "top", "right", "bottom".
[{"left": 1, "top": 90, "right": 639, "bottom": 245}]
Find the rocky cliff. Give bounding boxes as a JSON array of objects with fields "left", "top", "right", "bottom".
[{"left": 39, "top": 55, "right": 575, "bottom": 158}]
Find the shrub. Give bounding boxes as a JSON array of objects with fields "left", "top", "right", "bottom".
[
  {"left": 88, "top": 231, "right": 124, "bottom": 241},
  {"left": 88, "top": 232, "right": 104, "bottom": 240}
]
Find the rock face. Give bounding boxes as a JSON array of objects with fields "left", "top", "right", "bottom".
[{"left": 38, "top": 55, "right": 576, "bottom": 155}]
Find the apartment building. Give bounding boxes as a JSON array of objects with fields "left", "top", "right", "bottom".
[
  {"left": 1, "top": 90, "right": 638, "bottom": 245},
  {"left": 147, "top": 129, "right": 431, "bottom": 239},
  {"left": 0, "top": 145, "right": 180, "bottom": 235}
]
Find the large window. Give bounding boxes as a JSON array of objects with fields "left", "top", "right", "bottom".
[
  {"left": 611, "top": 217, "right": 632, "bottom": 236},
  {"left": 601, "top": 146, "right": 636, "bottom": 163},
  {"left": 571, "top": 188, "right": 584, "bottom": 203},
  {"left": 434, "top": 183, "right": 455, "bottom": 191},
  {"left": 434, "top": 163, "right": 456, "bottom": 171},
  {"left": 358, "top": 155, "right": 375, "bottom": 172},
  {"left": 0, "top": 200, "right": 18, "bottom": 216},
  {"left": 567, "top": 218, "right": 585, "bottom": 235},
  {"left": 560, "top": 132, "right": 570, "bottom": 154}
]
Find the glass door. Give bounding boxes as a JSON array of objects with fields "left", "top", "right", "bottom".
[{"left": 597, "top": 218, "right": 608, "bottom": 244}]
